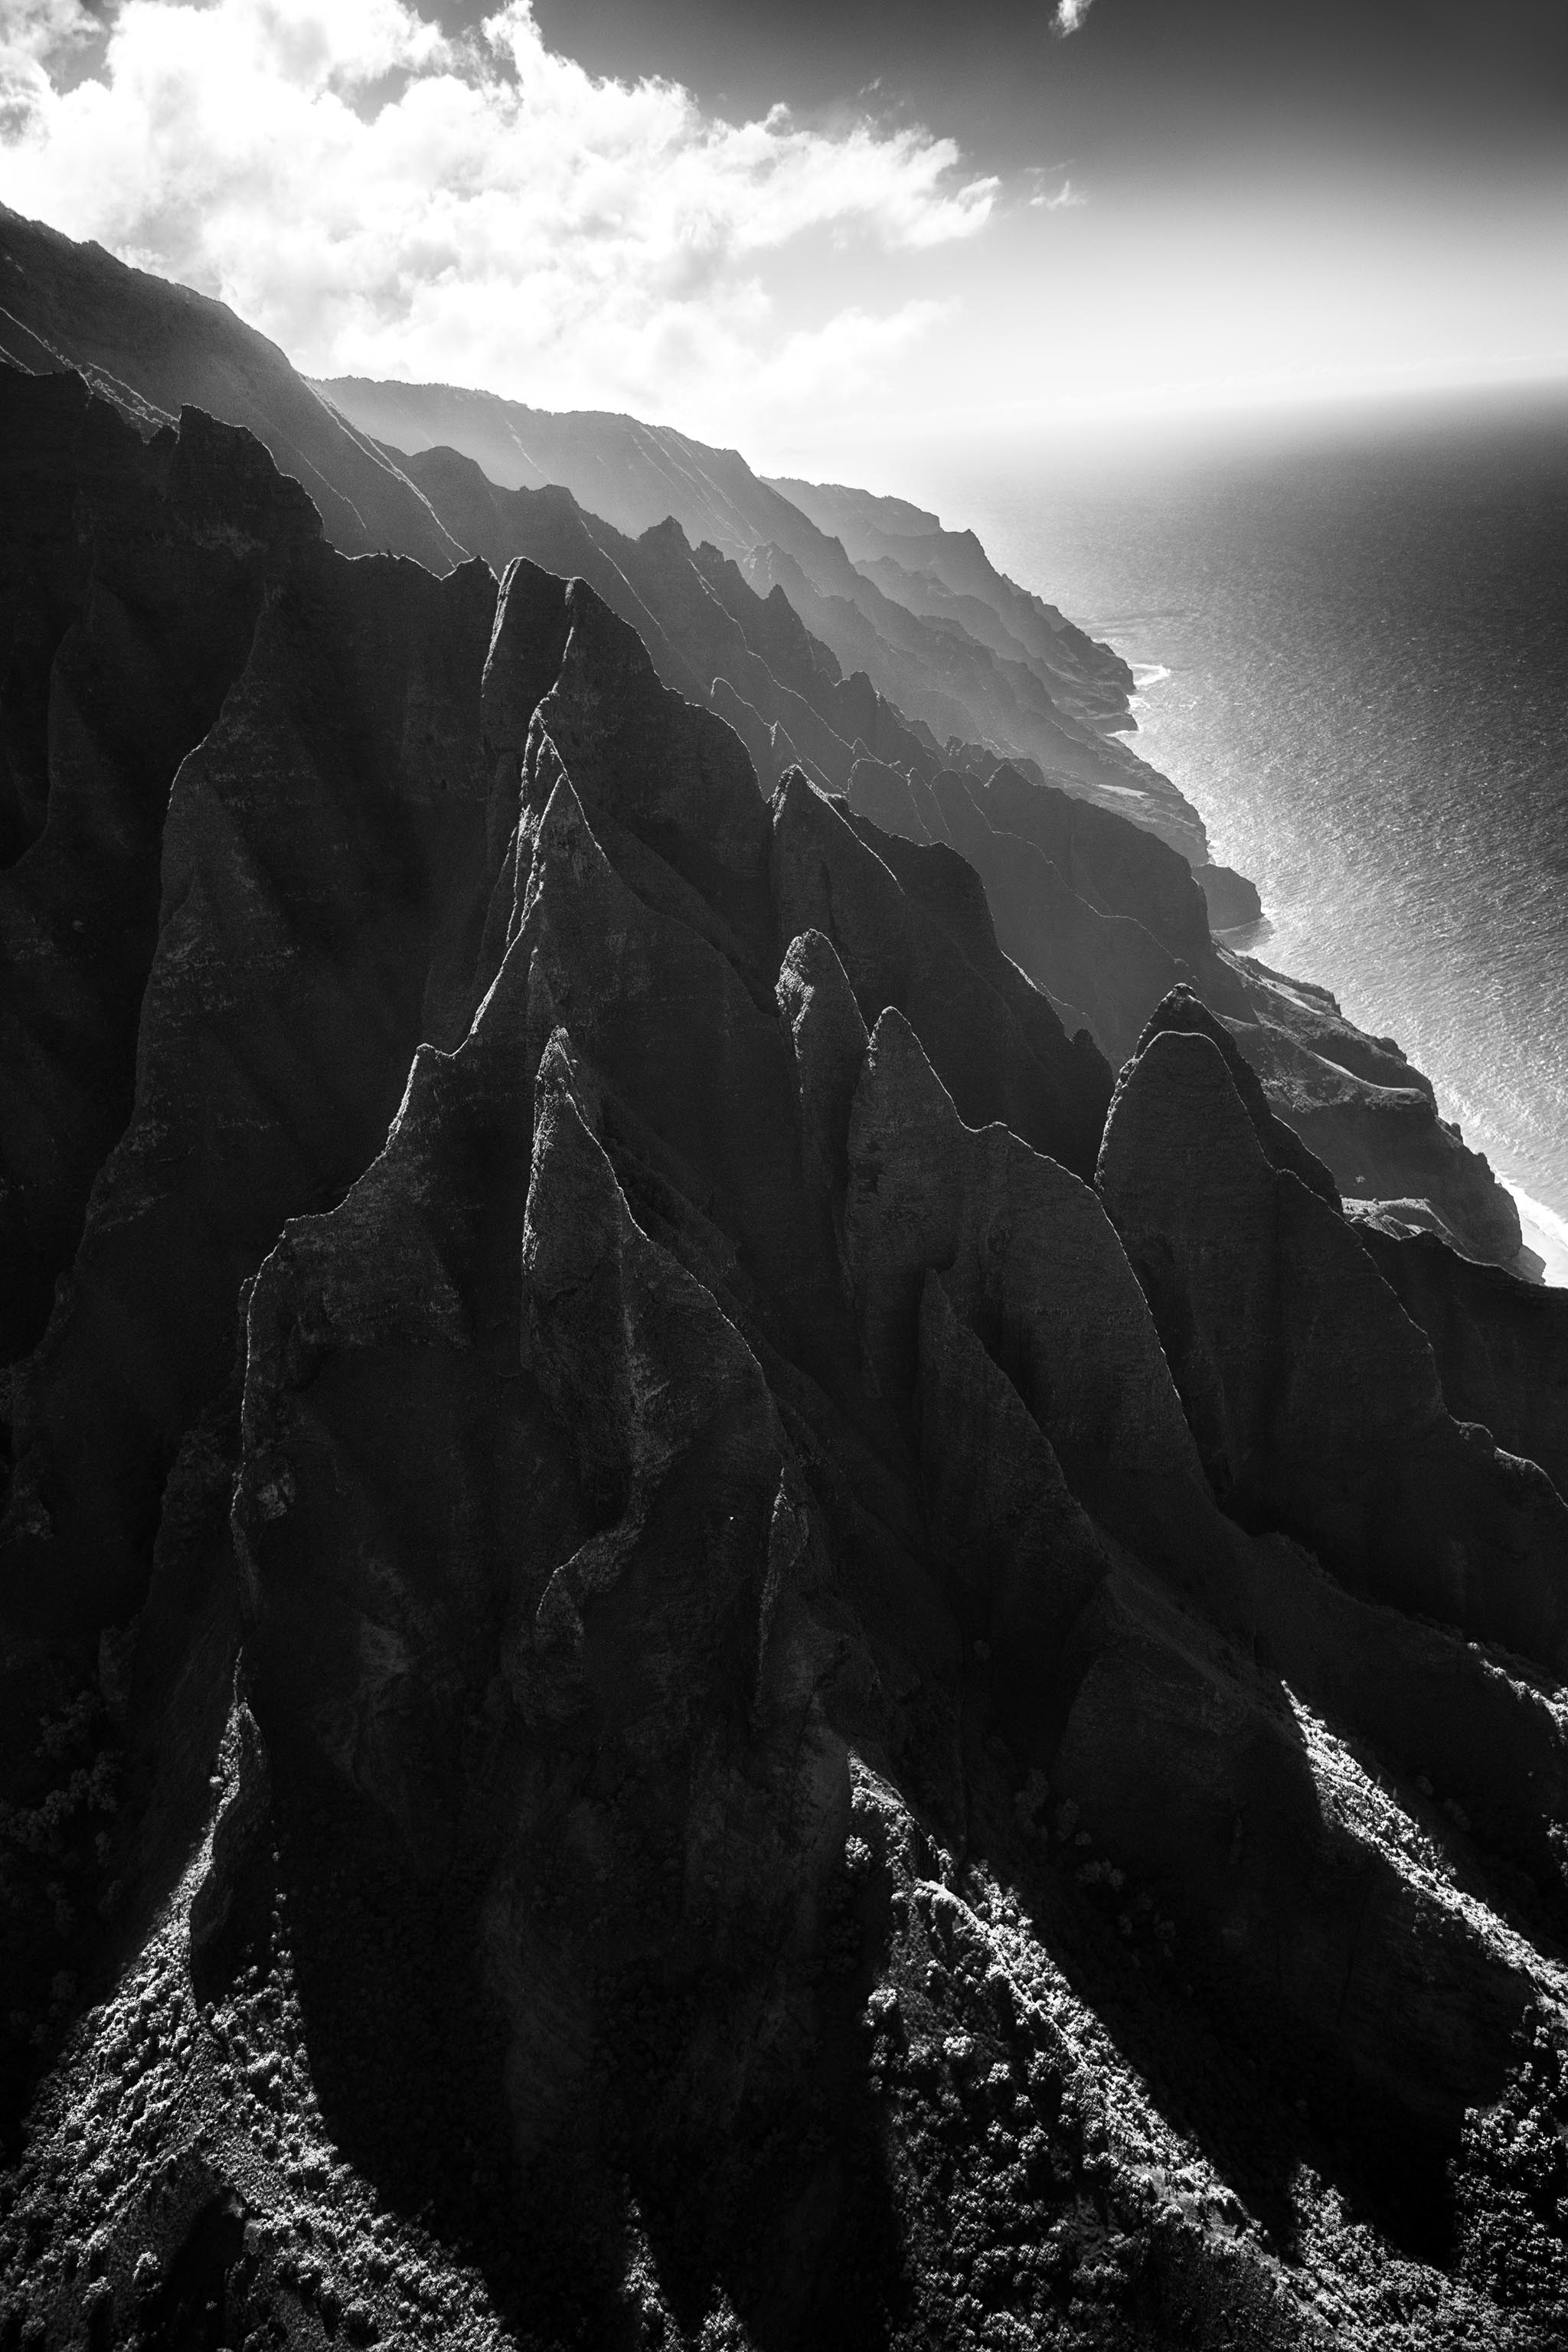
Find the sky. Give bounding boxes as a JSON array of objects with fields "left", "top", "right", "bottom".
[{"left": 1, "top": 0, "right": 1565, "bottom": 473}]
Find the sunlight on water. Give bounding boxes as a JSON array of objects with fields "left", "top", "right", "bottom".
[{"left": 920, "top": 396, "right": 1568, "bottom": 1236}]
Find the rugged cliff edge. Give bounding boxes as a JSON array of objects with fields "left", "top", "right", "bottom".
[
  {"left": 305, "top": 374, "right": 1213, "bottom": 863},
  {"left": 3, "top": 383, "right": 1568, "bottom": 2352},
  {"left": 0, "top": 204, "right": 1533, "bottom": 1279}
]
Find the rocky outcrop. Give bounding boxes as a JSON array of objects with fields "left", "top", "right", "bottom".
[
  {"left": 1353, "top": 1217, "right": 1568, "bottom": 1500},
  {"left": 1223, "top": 952, "right": 1523, "bottom": 1268},
  {"left": 1098, "top": 1024, "right": 1568, "bottom": 1670},
  {"left": 1132, "top": 985, "right": 1341, "bottom": 1207},
  {"left": 1195, "top": 862, "right": 1263, "bottom": 929},
  {"left": 2, "top": 382, "right": 497, "bottom": 1638},
  {"left": 772, "top": 769, "right": 1113, "bottom": 1181},
  {"left": 6, "top": 373, "right": 1568, "bottom": 2352},
  {"left": 834, "top": 753, "right": 1249, "bottom": 1067},
  {"left": 0, "top": 370, "right": 322, "bottom": 1364}
]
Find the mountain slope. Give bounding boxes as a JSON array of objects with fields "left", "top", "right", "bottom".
[
  {"left": 0, "top": 201, "right": 462, "bottom": 571},
  {"left": 0, "top": 206, "right": 1207, "bottom": 858},
  {"left": 315, "top": 373, "right": 1211, "bottom": 860},
  {"left": 0, "top": 187, "right": 1530, "bottom": 1272},
  {"left": 769, "top": 473, "right": 1135, "bottom": 730},
  {"left": 4, "top": 380, "right": 1568, "bottom": 2352},
  {"left": 388, "top": 440, "right": 921, "bottom": 796}
]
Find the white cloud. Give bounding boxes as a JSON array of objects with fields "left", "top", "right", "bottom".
[
  {"left": 1050, "top": 0, "right": 1096, "bottom": 34},
  {"left": 0, "top": 0, "right": 998, "bottom": 430},
  {"left": 0, "top": 0, "right": 102, "bottom": 60},
  {"left": 1031, "top": 177, "right": 1086, "bottom": 211}
]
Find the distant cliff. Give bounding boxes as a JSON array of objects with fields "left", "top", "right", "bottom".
[
  {"left": 312, "top": 373, "right": 1210, "bottom": 860},
  {"left": 769, "top": 473, "right": 1135, "bottom": 730}
]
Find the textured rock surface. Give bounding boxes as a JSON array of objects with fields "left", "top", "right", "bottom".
[
  {"left": 390, "top": 446, "right": 873, "bottom": 795},
  {"left": 1098, "top": 1026, "right": 1568, "bottom": 1669},
  {"left": 771, "top": 769, "right": 1113, "bottom": 1181},
  {"left": 1194, "top": 863, "right": 1263, "bottom": 929},
  {"left": 0, "top": 371, "right": 322, "bottom": 1362},
  {"left": 1353, "top": 1217, "right": 1568, "bottom": 1500},
  {"left": 1131, "top": 985, "right": 1341, "bottom": 1208},
  {"left": 11, "top": 198, "right": 1526, "bottom": 1288},
  {"left": 5, "top": 376, "right": 1568, "bottom": 2352},
  {"left": 1223, "top": 952, "right": 1523, "bottom": 1268},
  {"left": 2, "top": 378, "right": 498, "bottom": 1642},
  {"left": 312, "top": 376, "right": 1210, "bottom": 862},
  {"left": 759, "top": 476, "right": 1134, "bottom": 731}
]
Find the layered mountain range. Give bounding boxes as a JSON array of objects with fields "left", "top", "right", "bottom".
[{"left": 3, "top": 207, "right": 1567, "bottom": 2351}]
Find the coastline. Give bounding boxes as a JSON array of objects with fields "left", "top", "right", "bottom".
[
  {"left": 1506, "top": 1181, "right": 1568, "bottom": 1291},
  {"left": 1122, "top": 651, "right": 1568, "bottom": 1293},
  {"left": 1127, "top": 659, "right": 1171, "bottom": 714}
]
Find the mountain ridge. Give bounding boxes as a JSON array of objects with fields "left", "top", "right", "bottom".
[
  {"left": 4, "top": 381, "right": 1568, "bottom": 2349},
  {"left": 309, "top": 371, "right": 1211, "bottom": 858},
  {"left": 0, "top": 204, "right": 1536, "bottom": 1270}
]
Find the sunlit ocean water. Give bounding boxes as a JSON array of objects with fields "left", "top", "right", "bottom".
[{"left": 920, "top": 397, "right": 1568, "bottom": 1268}]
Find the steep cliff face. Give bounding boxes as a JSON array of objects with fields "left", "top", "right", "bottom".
[
  {"left": 6, "top": 205, "right": 1527, "bottom": 1286},
  {"left": 0, "top": 371, "right": 323, "bottom": 1364},
  {"left": 376, "top": 441, "right": 956, "bottom": 807},
  {"left": 2, "top": 398, "right": 498, "bottom": 1640},
  {"left": 1223, "top": 952, "right": 1523, "bottom": 1268},
  {"left": 766, "top": 474, "right": 1134, "bottom": 731},
  {"left": 738, "top": 536, "right": 1209, "bottom": 863},
  {"left": 0, "top": 203, "right": 460, "bottom": 571},
  {"left": 1352, "top": 1217, "right": 1568, "bottom": 1501},
  {"left": 308, "top": 374, "right": 1211, "bottom": 862},
  {"left": 4, "top": 390, "right": 1568, "bottom": 2352},
  {"left": 1097, "top": 1024, "right": 1568, "bottom": 1669}
]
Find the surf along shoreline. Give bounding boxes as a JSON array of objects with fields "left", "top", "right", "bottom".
[{"left": 1116, "top": 649, "right": 1564, "bottom": 1290}]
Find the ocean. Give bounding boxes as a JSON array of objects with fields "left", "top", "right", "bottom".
[{"left": 917, "top": 390, "right": 1568, "bottom": 1283}]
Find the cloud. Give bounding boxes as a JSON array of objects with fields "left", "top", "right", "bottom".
[
  {"left": 0, "top": 0, "right": 997, "bottom": 430},
  {"left": 1050, "top": 0, "right": 1096, "bottom": 34},
  {"left": 0, "top": 0, "right": 103, "bottom": 60},
  {"left": 1030, "top": 176, "right": 1086, "bottom": 211}
]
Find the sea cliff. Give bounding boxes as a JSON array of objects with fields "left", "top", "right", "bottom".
[{"left": 3, "top": 230, "right": 1568, "bottom": 2352}]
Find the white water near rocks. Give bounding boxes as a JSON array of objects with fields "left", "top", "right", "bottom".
[{"left": 917, "top": 393, "right": 1568, "bottom": 1280}]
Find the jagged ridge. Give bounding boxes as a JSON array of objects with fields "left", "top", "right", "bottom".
[{"left": 2, "top": 390, "right": 1568, "bottom": 2352}]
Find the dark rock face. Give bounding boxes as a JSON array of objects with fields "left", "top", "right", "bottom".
[
  {"left": 312, "top": 375, "right": 1212, "bottom": 863},
  {"left": 2, "top": 377, "right": 497, "bottom": 1639},
  {"left": 1194, "top": 863, "right": 1263, "bottom": 929},
  {"left": 391, "top": 446, "right": 873, "bottom": 795},
  {"left": 7, "top": 379, "right": 1568, "bottom": 2352},
  {"left": 773, "top": 773, "right": 1113, "bottom": 1181},
  {"left": 0, "top": 371, "right": 322, "bottom": 1364},
  {"left": 18, "top": 197, "right": 1523, "bottom": 1284},
  {"left": 1132, "top": 984, "right": 1341, "bottom": 1208},
  {"left": 0, "top": 201, "right": 460, "bottom": 570},
  {"left": 832, "top": 756, "right": 1249, "bottom": 1070},
  {"left": 1223, "top": 952, "right": 1523, "bottom": 1268},
  {"left": 1353, "top": 1217, "right": 1568, "bottom": 1501},
  {"left": 1098, "top": 1026, "right": 1568, "bottom": 1671}
]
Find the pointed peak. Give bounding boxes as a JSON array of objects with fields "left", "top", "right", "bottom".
[
  {"left": 853, "top": 1005, "right": 965, "bottom": 1154},
  {"left": 483, "top": 558, "right": 572, "bottom": 758},
  {"left": 776, "top": 928, "right": 865, "bottom": 1051},
  {"left": 532, "top": 766, "right": 616, "bottom": 892}
]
